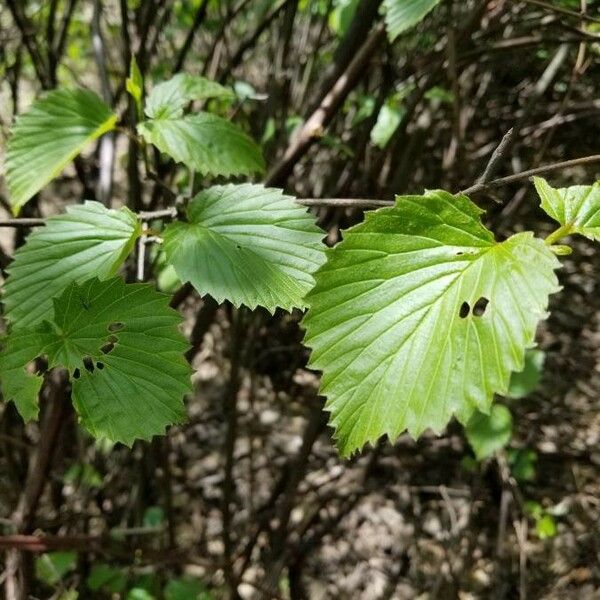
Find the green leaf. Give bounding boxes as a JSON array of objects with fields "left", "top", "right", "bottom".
[
  {"left": 64, "top": 462, "right": 103, "bottom": 488},
  {"left": 35, "top": 551, "right": 77, "bottom": 586},
  {"left": 2, "top": 201, "right": 141, "bottom": 329},
  {"left": 143, "top": 506, "right": 165, "bottom": 527},
  {"left": 144, "top": 73, "right": 234, "bottom": 120},
  {"left": 162, "top": 184, "right": 326, "bottom": 312},
  {"left": 303, "top": 191, "right": 560, "bottom": 456},
  {"left": 465, "top": 404, "right": 513, "bottom": 460},
  {"left": 0, "top": 277, "right": 192, "bottom": 443},
  {"left": 126, "top": 56, "right": 144, "bottom": 118},
  {"left": 508, "top": 448, "right": 537, "bottom": 482},
  {"left": 534, "top": 176, "right": 600, "bottom": 241},
  {"left": 382, "top": 0, "right": 442, "bottom": 41},
  {"left": 5, "top": 88, "right": 117, "bottom": 214},
  {"left": 87, "top": 564, "right": 127, "bottom": 593},
  {"left": 507, "top": 348, "right": 545, "bottom": 399},
  {"left": 138, "top": 112, "right": 265, "bottom": 177},
  {"left": 165, "top": 578, "right": 212, "bottom": 600},
  {"left": 370, "top": 103, "right": 404, "bottom": 148},
  {"left": 535, "top": 514, "right": 557, "bottom": 539},
  {"left": 127, "top": 589, "right": 156, "bottom": 600}
]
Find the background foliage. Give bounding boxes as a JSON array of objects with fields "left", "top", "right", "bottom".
[{"left": 0, "top": 0, "right": 599, "bottom": 599}]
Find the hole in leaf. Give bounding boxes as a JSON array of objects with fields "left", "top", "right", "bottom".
[
  {"left": 25, "top": 356, "right": 48, "bottom": 376},
  {"left": 73, "top": 368, "right": 81, "bottom": 380},
  {"left": 108, "top": 322, "right": 124, "bottom": 333},
  {"left": 473, "top": 297, "right": 489, "bottom": 317},
  {"left": 96, "top": 362, "right": 105, "bottom": 370},
  {"left": 100, "top": 336, "right": 117, "bottom": 355},
  {"left": 459, "top": 302, "right": 470, "bottom": 319},
  {"left": 82, "top": 356, "right": 95, "bottom": 373}
]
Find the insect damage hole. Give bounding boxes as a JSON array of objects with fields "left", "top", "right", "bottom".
[
  {"left": 108, "top": 322, "right": 124, "bottom": 333},
  {"left": 459, "top": 301, "right": 470, "bottom": 318},
  {"left": 82, "top": 356, "right": 95, "bottom": 373},
  {"left": 473, "top": 297, "right": 489, "bottom": 317},
  {"left": 100, "top": 335, "right": 118, "bottom": 355}
]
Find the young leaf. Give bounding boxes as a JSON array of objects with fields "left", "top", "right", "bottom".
[
  {"left": 138, "top": 113, "right": 265, "bottom": 177},
  {"left": 382, "top": 0, "right": 442, "bottom": 41},
  {"left": 465, "top": 404, "right": 513, "bottom": 460},
  {"left": 162, "top": 184, "right": 326, "bottom": 312},
  {"left": 126, "top": 56, "right": 144, "bottom": 118},
  {"left": 5, "top": 88, "right": 117, "bottom": 214},
  {"left": 303, "top": 191, "right": 561, "bottom": 456},
  {"left": 144, "top": 73, "right": 234, "bottom": 119},
  {"left": 534, "top": 176, "right": 600, "bottom": 241},
  {"left": 0, "top": 277, "right": 192, "bottom": 443},
  {"left": 2, "top": 202, "right": 141, "bottom": 329}
]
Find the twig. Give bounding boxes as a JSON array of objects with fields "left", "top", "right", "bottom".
[
  {"left": 461, "top": 153, "right": 600, "bottom": 195},
  {"left": 266, "top": 24, "right": 386, "bottom": 186},
  {"left": 92, "top": 0, "right": 116, "bottom": 206},
  {"left": 477, "top": 128, "right": 514, "bottom": 185}
]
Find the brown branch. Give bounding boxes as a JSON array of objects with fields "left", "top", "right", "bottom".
[{"left": 265, "top": 23, "right": 386, "bottom": 187}]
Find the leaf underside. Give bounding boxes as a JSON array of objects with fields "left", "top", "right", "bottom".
[
  {"left": 303, "top": 191, "right": 561, "bottom": 456},
  {"left": 0, "top": 277, "right": 192, "bottom": 443},
  {"left": 2, "top": 202, "right": 141, "bottom": 330},
  {"left": 5, "top": 88, "right": 116, "bottom": 214},
  {"left": 162, "top": 184, "right": 327, "bottom": 312},
  {"left": 534, "top": 176, "right": 600, "bottom": 241},
  {"left": 383, "top": 0, "right": 443, "bottom": 41}
]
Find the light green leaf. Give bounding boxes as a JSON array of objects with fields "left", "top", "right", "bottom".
[
  {"left": 2, "top": 201, "right": 141, "bottom": 329},
  {"left": 382, "top": 0, "right": 442, "bottom": 41},
  {"left": 534, "top": 176, "right": 600, "bottom": 241},
  {"left": 535, "top": 514, "right": 557, "bottom": 539},
  {"left": 138, "top": 113, "right": 265, "bottom": 177},
  {"left": 370, "top": 103, "right": 404, "bottom": 148},
  {"left": 162, "top": 184, "right": 326, "bottom": 312},
  {"left": 144, "top": 73, "right": 233, "bottom": 120},
  {"left": 507, "top": 348, "right": 545, "bottom": 399},
  {"left": 126, "top": 55, "right": 144, "bottom": 117},
  {"left": 5, "top": 88, "right": 117, "bottom": 214},
  {"left": 465, "top": 404, "right": 513, "bottom": 460},
  {"left": 303, "top": 191, "right": 561, "bottom": 456},
  {"left": 35, "top": 551, "right": 77, "bottom": 586},
  {"left": 0, "top": 277, "right": 192, "bottom": 444}
]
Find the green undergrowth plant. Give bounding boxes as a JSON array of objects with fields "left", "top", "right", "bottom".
[{"left": 1, "top": 66, "right": 599, "bottom": 458}]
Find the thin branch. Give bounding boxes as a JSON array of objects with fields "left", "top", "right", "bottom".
[
  {"left": 461, "top": 154, "right": 600, "bottom": 195},
  {"left": 2, "top": 153, "right": 600, "bottom": 230}
]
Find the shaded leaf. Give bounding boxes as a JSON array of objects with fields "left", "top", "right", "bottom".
[
  {"left": 5, "top": 88, "right": 117, "bottom": 213},
  {"left": 303, "top": 191, "right": 560, "bottom": 456},
  {"left": 465, "top": 404, "right": 513, "bottom": 460},
  {"left": 2, "top": 201, "right": 141, "bottom": 329},
  {"left": 162, "top": 184, "right": 326, "bottom": 312},
  {"left": 383, "top": 0, "right": 442, "bottom": 41},
  {"left": 0, "top": 278, "right": 191, "bottom": 444},
  {"left": 138, "top": 112, "right": 265, "bottom": 177},
  {"left": 507, "top": 348, "right": 545, "bottom": 399},
  {"left": 87, "top": 564, "right": 127, "bottom": 593}
]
